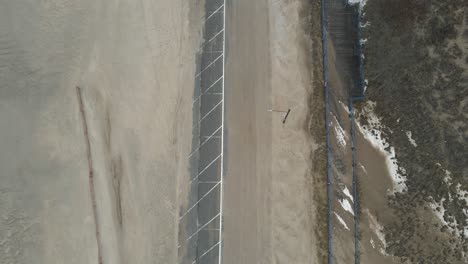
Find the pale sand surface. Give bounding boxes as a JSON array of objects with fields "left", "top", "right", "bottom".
[
  {"left": 224, "top": 0, "right": 318, "bottom": 263},
  {"left": 355, "top": 130, "right": 399, "bottom": 264},
  {"left": 269, "top": 0, "right": 319, "bottom": 263},
  {"left": 0, "top": 1, "right": 201, "bottom": 263},
  {"left": 223, "top": 0, "right": 273, "bottom": 262}
]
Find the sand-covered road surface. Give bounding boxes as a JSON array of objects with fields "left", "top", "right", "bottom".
[
  {"left": 0, "top": 1, "right": 202, "bottom": 263},
  {"left": 223, "top": 0, "right": 323, "bottom": 263}
]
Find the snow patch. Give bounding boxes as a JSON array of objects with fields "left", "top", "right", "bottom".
[
  {"left": 348, "top": 0, "right": 367, "bottom": 7},
  {"left": 361, "top": 21, "right": 371, "bottom": 28},
  {"left": 439, "top": 170, "right": 468, "bottom": 217},
  {"left": 332, "top": 115, "right": 348, "bottom": 147},
  {"left": 339, "top": 198, "right": 354, "bottom": 216},
  {"left": 406, "top": 131, "right": 417, "bottom": 147},
  {"left": 430, "top": 170, "right": 468, "bottom": 238},
  {"left": 356, "top": 101, "right": 407, "bottom": 193},
  {"left": 457, "top": 185, "right": 468, "bottom": 215},
  {"left": 430, "top": 194, "right": 468, "bottom": 238},
  {"left": 363, "top": 79, "right": 368, "bottom": 94},
  {"left": 339, "top": 100, "right": 350, "bottom": 114},
  {"left": 343, "top": 186, "right": 354, "bottom": 202},
  {"left": 334, "top": 212, "right": 350, "bottom": 231},
  {"left": 430, "top": 198, "right": 449, "bottom": 227},
  {"left": 359, "top": 163, "right": 368, "bottom": 174},
  {"left": 379, "top": 248, "right": 388, "bottom": 256}
]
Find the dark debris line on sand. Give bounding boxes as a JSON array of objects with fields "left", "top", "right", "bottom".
[{"left": 76, "top": 86, "right": 104, "bottom": 264}]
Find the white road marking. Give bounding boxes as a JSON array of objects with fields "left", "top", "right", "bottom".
[
  {"left": 190, "top": 154, "right": 222, "bottom": 184},
  {"left": 184, "top": 213, "right": 221, "bottom": 243},
  {"left": 179, "top": 182, "right": 221, "bottom": 220},
  {"left": 198, "top": 29, "right": 224, "bottom": 53},
  {"left": 193, "top": 76, "right": 223, "bottom": 105},
  {"left": 206, "top": 29, "right": 224, "bottom": 45},
  {"left": 195, "top": 54, "right": 223, "bottom": 77},
  {"left": 188, "top": 125, "right": 222, "bottom": 158},
  {"left": 218, "top": 3, "right": 226, "bottom": 263},
  {"left": 198, "top": 181, "right": 221, "bottom": 184},
  {"left": 192, "top": 242, "right": 220, "bottom": 264},
  {"left": 203, "top": 51, "right": 223, "bottom": 54},
  {"left": 198, "top": 100, "right": 223, "bottom": 124},
  {"left": 206, "top": 4, "right": 224, "bottom": 21}
]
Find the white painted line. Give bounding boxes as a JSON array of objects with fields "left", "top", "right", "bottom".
[
  {"left": 193, "top": 76, "right": 223, "bottom": 105},
  {"left": 201, "top": 125, "right": 222, "bottom": 142},
  {"left": 179, "top": 182, "right": 221, "bottom": 220},
  {"left": 190, "top": 154, "right": 222, "bottom": 184},
  {"left": 206, "top": 29, "right": 224, "bottom": 46},
  {"left": 188, "top": 125, "right": 222, "bottom": 158},
  {"left": 195, "top": 54, "right": 223, "bottom": 77},
  {"left": 203, "top": 76, "right": 224, "bottom": 93},
  {"left": 206, "top": 4, "right": 224, "bottom": 21},
  {"left": 198, "top": 100, "right": 223, "bottom": 125},
  {"left": 198, "top": 181, "right": 220, "bottom": 184},
  {"left": 218, "top": 2, "right": 226, "bottom": 264},
  {"left": 198, "top": 29, "right": 224, "bottom": 53},
  {"left": 192, "top": 242, "right": 220, "bottom": 264},
  {"left": 204, "top": 51, "right": 223, "bottom": 54},
  {"left": 184, "top": 213, "right": 221, "bottom": 243}
]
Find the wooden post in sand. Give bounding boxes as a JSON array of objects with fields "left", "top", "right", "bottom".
[{"left": 267, "top": 108, "right": 291, "bottom": 124}]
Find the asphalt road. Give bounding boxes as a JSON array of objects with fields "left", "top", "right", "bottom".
[{"left": 178, "top": 0, "right": 225, "bottom": 263}]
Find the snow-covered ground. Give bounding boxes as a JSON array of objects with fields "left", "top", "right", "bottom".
[{"left": 430, "top": 167, "right": 468, "bottom": 239}]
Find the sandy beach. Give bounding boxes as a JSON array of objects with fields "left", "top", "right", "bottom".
[{"left": 0, "top": 1, "right": 202, "bottom": 263}]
